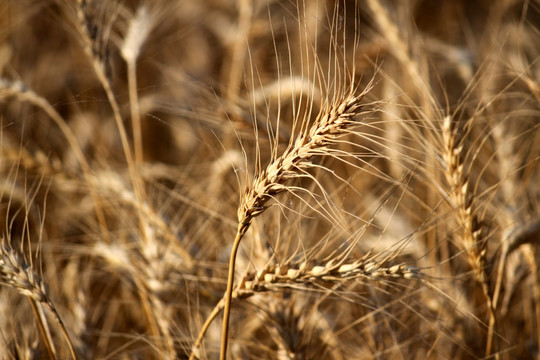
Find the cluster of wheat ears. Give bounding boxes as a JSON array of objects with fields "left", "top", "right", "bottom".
[{"left": 1, "top": 0, "right": 539, "bottom": 359}]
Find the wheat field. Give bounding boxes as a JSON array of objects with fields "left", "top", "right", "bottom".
[{"left": 1, "top": 0, "right": 539, "bottom": 359}]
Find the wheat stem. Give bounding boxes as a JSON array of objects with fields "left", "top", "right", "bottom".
[{"left": 220, "top": 224, "right": 249, "bottom": 360}]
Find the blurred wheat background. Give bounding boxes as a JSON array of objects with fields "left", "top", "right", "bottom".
[{"left": 1, "top": 0, "right": 539, "bottom": 359}]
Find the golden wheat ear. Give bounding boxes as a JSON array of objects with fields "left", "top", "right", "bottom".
[
  {"left": 0, "top": 240, "right": 78, "bottom": 360},
  {"left": 216, "top": 80, "right": 374, "bottom": 359}
]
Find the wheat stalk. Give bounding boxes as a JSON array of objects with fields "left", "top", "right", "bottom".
[{"left": 69, "top": 3, "right": 179, "bottom": 355}]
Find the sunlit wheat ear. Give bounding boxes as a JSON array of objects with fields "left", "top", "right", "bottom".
[
  {"left": 0, "top": 239, "right": 77, "bottom": 360},
  {"left": 121, "top": 5, "right": 154, "bottom": 165},
  {"left": 441, "top": 116, "right": 497, "bottom": 356},
  {"left": 441, "top": 116, "right": 488, "bottom": 283},
  {"left": 190, "top": 252, "right": 422, "bottom": 359},
  {"left": 239, "top": 91, "right": 370, "bottom": 223},
  {"left": 215, "top": 82, "right": 373, "bottom": 359}
]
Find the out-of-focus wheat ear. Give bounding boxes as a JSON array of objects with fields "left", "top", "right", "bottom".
[
  {"left": 489, "top": 116, "right": 540, "bottom": 354},
  {"left": 0, "top": 239, "right": 77, "bottom": 360},
  {"left": 121, "top": 6, "right": 154, "bottom": 165},
  {"left": 71, "top": 0, "right": 125, "bottom": 128},
  {"left": 259, "top": 296, "right": 344, "bottom": 360},
  {"left": 490, "top": 121, "right": 520, "bottom": 312},
  {"left": 0, "top": 78, "right": 109, "bottom": 243},
  {"left": 90, "top": 170, "right": 191, "bottom": 358},
  {"left": 208, "top": 150, "right": 245, "bottom": 202},
  {"left": 70, "top": 3, "right": 176, "bottom": 354},
  {"left": 93, "top": 238, "right": 177, "bottom": 359},
  {"left": 138, "top": 236, "right": 180, "bottom": 360},
  {"left": 365, "top": 0, "right": 435, "bottom": 114},
  {"left": 71, "top": 1, "right": 146, "bottom": 214},
  {"left": 90, "top": 170, "right": 194, "bottom": 268},
  {"left": 223, "top": 0, "right": 252, "bottom": 103},
  {"left": 519, "top": 73, "right": 540, "bottom": 104},
  {"left": 61, "top": 260, "right": 90, "bottom": 355},
  {"left": 441, "top": 116, "right": 497, "bottom": 357},
  {"left": 380, "top": 80, "right": 405, "bottom": 179}
]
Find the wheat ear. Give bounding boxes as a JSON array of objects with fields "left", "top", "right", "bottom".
[
  {"left": 191, "top": 256, "right": 420, "bottom": 359},
  {"left": 120, "top": 5, "right": 153, "bottom": 165},
  {"left": 441, "top": 116, "right": 497, "bottom": 357},
  {"left": 0, "top": 239, "right": 77, "bottom": 360},
  {"left": 219, "top": 87, "right": 370, "bottom": 359},
  {"left": 72, "top": 0, "right": 136, "bottom": 175},
  {"left": 71, "top": 3, "right": 178, "bottom": 355},
  {"left": 70, "top": 1, "right": 149, "bottom": 242}
]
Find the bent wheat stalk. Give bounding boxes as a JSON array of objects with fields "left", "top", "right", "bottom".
[{"left": 219, "top": 86, "right": 371, "bottom": 359}]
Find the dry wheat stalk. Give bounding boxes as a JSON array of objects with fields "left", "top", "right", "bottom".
[{"left": 69, "top": 3, "right": 177, "bottom": 355}]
